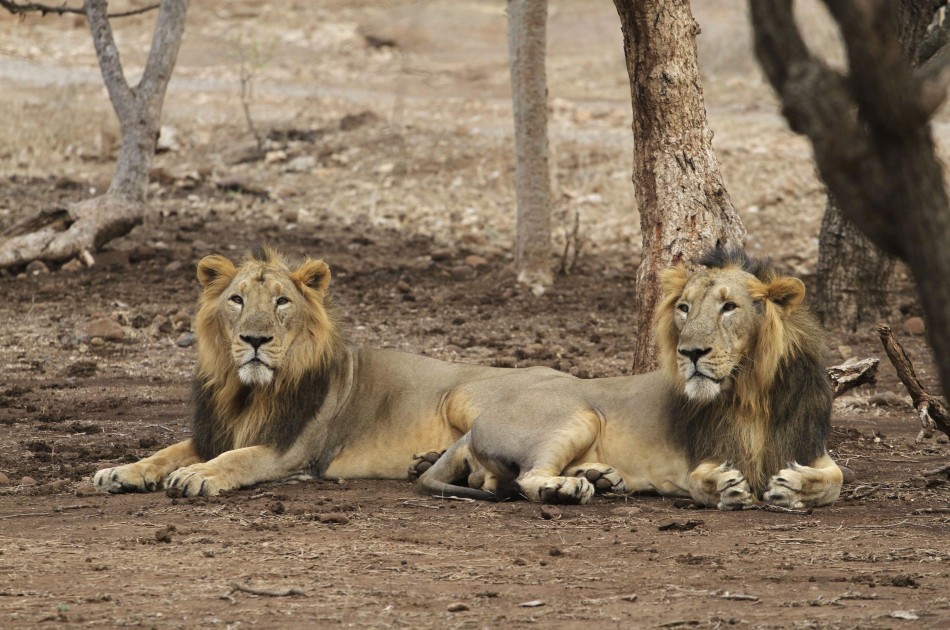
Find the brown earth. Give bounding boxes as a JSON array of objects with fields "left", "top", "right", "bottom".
[{"left": 1, "top": 1, "right": 949, "bottom": 628}]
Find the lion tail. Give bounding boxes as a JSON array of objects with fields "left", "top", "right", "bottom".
[{"left": 417, "top": 434, "right": 499, "bottom": 502}]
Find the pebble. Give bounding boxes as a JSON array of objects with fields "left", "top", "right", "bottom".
[
  {"left": 464, "top": 254, "right": 488, "bottom": 269},
  {"left": 61, "top": 258, "right": 84, "bottom": 273},
  {"left": 284, "top": 155, "right": 317, "bottom": 173},
  {"left": 176, "top": 333, "right": 196, "bottom": 348},
  {"left": 903, "top": 317, "right": 926, "bottom": 336},
  {"left": 450, "top": 265, "right": 476, "bottom": 280},
  {"left": 937, "top": 434, "right": 949, "bottom": 445},
  {"left": 447, "top": 603, "right": 469, "bottom": 613},
  {"left": 164, "top": 261, "right": 183, "bottom": 273},
  {"left": 86, "top": 318, "right": 125, "bottom": 341},
  {"left": 20, "top": 476, "right": 37, "bottom": 486},
  {"left": 25, "top": 260, "right": 49, "bottom": 275},
  {"left": 0, "top": 472, "right": 9, "bottom": 485},
  {"left": 430, "top": 248, "right": 453, "bottom": 261}
]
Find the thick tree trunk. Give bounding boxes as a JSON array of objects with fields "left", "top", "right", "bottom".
[
  {"left": 508, "top": 0, "right": 553, "bottom": 295},
  {"left": 0, "top": 0, "right": 188, "bottom": 269},
  {"left": 815, "top": 1, "right": 941, "bottom": 332},
  {"left": 613, "top": 0, "right": 746, "bottom": 373},
  {"left": 815, "top": 196, "right": 895, "bottom": 331},
  {"left": 751, "top": 0, "right": 950, "bottom": 406}
]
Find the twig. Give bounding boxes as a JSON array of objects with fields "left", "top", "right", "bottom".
[
  {"left": 911, "top": 507, "right": 950, "bottom": 515},
  {"left": 877, "top": 323, "right": 950, "bottom": 440},
  {"left": 0, "top": 512, "right": 52, "bottom": 519},
  {"left": 0, "top": 0, "right": 159, "bottom": 18},
  {"left": 742, "top": 504, "right": 813, "bottom": 516},
  {"left": 144, "top": 424, "right": 175, "bottom": 433},
  {"left": 227, "top": 583, "right": 307, "bottom": 598},
  {"left": 922, "top": 462, "right": 950, "bottom": 476}
]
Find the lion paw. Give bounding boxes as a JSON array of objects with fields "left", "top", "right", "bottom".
[
  {"left": 764, "top": 463, "right": 806, "bottom": 509},
  {"left": 715, "top": 464, "right": 754, "bottom": 511},
  {"left": 565, "top": 464, "right": 627, "bottom": 494},
  {"left": 407, "top": 451, "right": 444, "bottom": 480},
  {"left": 165, "top": 464, "right": 229, "bottom": 497},
  {"left": 521, "top": 475, "right": 595, "bottom": 505},
  {"left": 93, "top": 463, "right": 164, "bottom": 494}
]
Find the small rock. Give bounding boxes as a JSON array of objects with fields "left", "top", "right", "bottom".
[
  {"left": 86, "top": 318, "right": 125, "bottom": 341},
  {"left": 375, "top": 162, "right": 395, "bottom": 175},
  {"left": 0, "top": 472, "right": 10, "bottom": 485},
  {"left": 837, "top": 345, "right": 852, "bottom": 360},
  {"left": 317, "top": 513, "right": 349, "bottom": 525},
  {"left": 519, "top": 600, "right": 545, "bottom": 608},
  {"left": 151, "top": 314, "right": 173, "bottom": 335},
  {"left": 903, "top": 317, "right": 926, "bottom": 336},
  {"left": 450, "top": 265, "right": 476, "bottom": 281},
  {"left": 890, "top": 611, "right": 919, "bottom": 621},
  {"left": 89, "top": 337, "right": 105, "bottom": 347},
  {"left": 937, "top": 434, "right": 949, "bottom": 445},
  {"left": 464, "top": 254, "right": 488, "bottom": 269},
  {"left": 265, "top": 150, "right": 288, "bottom": 164},
  {"left": 446, "top": 603, "right": 469, "bottom": 612},
  {"left": 157, "top": 125, "right": 181, "bottom": 152},
  {"left": 548, "top": 547, "right": 563, "bottom": 557},
  {"left": 20, "top": 476, "right": 37, "bottom": 486},
  {"left": 164, "top": 260, "right": 183, "bottom": 273},
  {"left": 269, "top": 501, "right": 285, "bottom": 515},
  {"left": 176, "top": 333, "right": 196, "bottom": 348},
  {"left": 868, "top": 391, "right": 903, "bottom": 407},
  {"left": 839, "top": 465, "right": 857, "bottom": 484},
  {"left": 430, "top": 248, "right": 453, "bottom": 262},
  {"left": 74, "top": 482, "right": 97, "bottom": 497},
  {"left": 154, "top": 524, "right": 176, "bottom": 543},
  {"left": 61, "top": 259, "right": 84, "bottom": 273},
  {"left": 396, "top": 280, "right": 412, "bottom": 294},
  {"left": 25, "top": 260, "right": 49, "bottom": 276},
  {"left": 284, "top": 155, "right": 317, "bottom": 173}
]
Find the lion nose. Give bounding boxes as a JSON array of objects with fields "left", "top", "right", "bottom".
[
  {"left": 678, "top": 347, "right": 711, "bottom": 364},
  {"left": 240, "top": 335, "right": 273, "bottom": 350}
]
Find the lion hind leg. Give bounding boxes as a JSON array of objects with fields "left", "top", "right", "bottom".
[
  {"left": 765, "top": 453, "right": 843, "bottom": 509},
  {"left": 688, "top": 461, "right": 755, "bottom": 510},
  {"left": 94, "top": 439, "right": 201, "bottom": 493},
  {"left": 518, "top": 471, "right": 595, "bottom": 504},
  {"left": 417, "top": 434, "right": 497, "bottom": 501},
  {"left": 564, "top": 463, "right": 627, "bottom": 494}
]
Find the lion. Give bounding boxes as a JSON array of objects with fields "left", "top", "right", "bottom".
[
  {"left": 417, "top": 246, "right": 843, "bottom": 509},
  {"left": 94, "top": 245, "right": 524, "bottom": 496}
]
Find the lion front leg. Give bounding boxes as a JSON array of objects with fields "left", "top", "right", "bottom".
[
  {"left": 166, "top": 445, "right": 296, "bottom": 497},
  {"left": 765, "top": 453, "right": 843, "bottom": 509},
  {"left": 94, "top": 439, "right": 201, "bottom": 493},
  {"left": 688, "top": 461, "right": 754, "bottom": 510}
]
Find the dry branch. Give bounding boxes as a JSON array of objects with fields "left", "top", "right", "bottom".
[
  {"left": 226, "top": 583, "right": 307, "bottom": 598},
  {"left": 0, "top": 0, "right": 159, "bottom": 18},
  {"left": 877, "top": 323, "right": 950, "bottom": 440},
  {"left": 827, "top": 358, "right": 879, "bottom": 398}
]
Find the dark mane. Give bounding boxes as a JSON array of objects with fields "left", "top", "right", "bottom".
[{"left": 698, "top": 245, "right": 774, "bottom": 282}]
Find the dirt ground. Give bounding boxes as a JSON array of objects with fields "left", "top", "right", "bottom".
[{"left": 1, "top": 1, "right": 949, "bottom": 628}]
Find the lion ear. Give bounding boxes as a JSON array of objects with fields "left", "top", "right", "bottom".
[
  {"left": 197, "top": 255, "right": 237, "bottom": 290},
  {"left": 292, "top": 259, "right": 331, "bottom": 294},
  {"left": 659, "top": 264, "right": 689, "bottom": 298},
  {"left": 764, "top": 276, "right": 805, "bottom": 313}
]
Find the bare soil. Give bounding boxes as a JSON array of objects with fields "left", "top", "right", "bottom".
[{"left": 1, "top": 2, "right": 949, "bottom": 628}]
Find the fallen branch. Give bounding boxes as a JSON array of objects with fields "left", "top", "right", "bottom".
[
  {"left": 877, "top": 323, "right": 950, "bottom": 441},
  {"left": 922, "top": 462, "right": 950, "bottom": 477},
  {"left": 226, "top": 583, "right": 307, "bottom": 598},
  {"left": 827, "top": 357, "right": 879, "bottom": 398},
  {"left": 743, "top": 503, "right": 813, "bottom": 516}
]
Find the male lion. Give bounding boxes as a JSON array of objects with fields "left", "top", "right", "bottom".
[
  {"left": 418, "top": 246, "right": 843, "bottom": 509},
  {"left": 95, "top": 246, "right": 520, "bottom": 496}
]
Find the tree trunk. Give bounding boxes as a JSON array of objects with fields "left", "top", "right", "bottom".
[
  {"left": 508, "top": 0, "right": 553, "bottom": 295},
  {"left": 613, "top": 0, "right": 746, "bottom": 373},
  {"left": 0, "top": 0, "right": 188, "bottom": 269},
  {"left": 815, "top": 196, "right": 895, "bottom": 331},
  {"left": 815, "top": 1, "right": 942, "bottom": 332},
  {"left": 751, "top": 0, "right": 950, "bottom": 408}
]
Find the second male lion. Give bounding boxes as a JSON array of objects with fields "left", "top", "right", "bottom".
[{"left": 418, "top": 246, "right": 843, "bottom": 509}]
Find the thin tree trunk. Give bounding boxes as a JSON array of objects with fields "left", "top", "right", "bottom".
[
  {"left": 613, "top": 0, "right": 746, "bottom": 373},
  {"left": 508, "top": 0, "right": 553, "bottom": 294},
  {"left": 0, "top": 0, "right": 188, "bottom": 269}
]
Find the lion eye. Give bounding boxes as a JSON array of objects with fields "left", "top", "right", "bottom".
[
  {"left": 229, "top": 295, "right": 243, "bottom": 306},
  {"left": 677, "top": 304, "right": 689, "bottom": 314},
  {"left": 276, "top": 296, "right": 290, "bottom": 306},
  {"left": 722, "top": 301, "right": 737, "bottom": 313}
]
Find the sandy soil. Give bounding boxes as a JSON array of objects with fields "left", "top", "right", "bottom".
[{"left": 1, "top": 2, "right": 949, "bottom": 628}]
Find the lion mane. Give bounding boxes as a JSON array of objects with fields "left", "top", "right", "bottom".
[{"left": 656, "top": 247, "right": 833, "bottom": 494}]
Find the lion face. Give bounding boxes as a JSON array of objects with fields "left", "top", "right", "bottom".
[
  {"left": 658, "top": 263, "right": 805, "bottom": 403},
  {"left": 195, "top": 248, "right": 334, "bottom": 387}
]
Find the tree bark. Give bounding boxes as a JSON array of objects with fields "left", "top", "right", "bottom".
[
  {"left": 508, "top": 0, "right": 553, "bottom": 295},
  {"left": 751, "top": 0, "right": 950, "bottom": 405},
  {"left": 815, "top": 196, "right": 894, "bottom": 331},
  {"left": 815, "top": 1, "right": 943, "bottom": 332},
  {"left": 0, "top": 0, "right": 188, "bottom": 269},
  {"left": 613, "top": 0, "right": 746, "bottom": 373}
]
